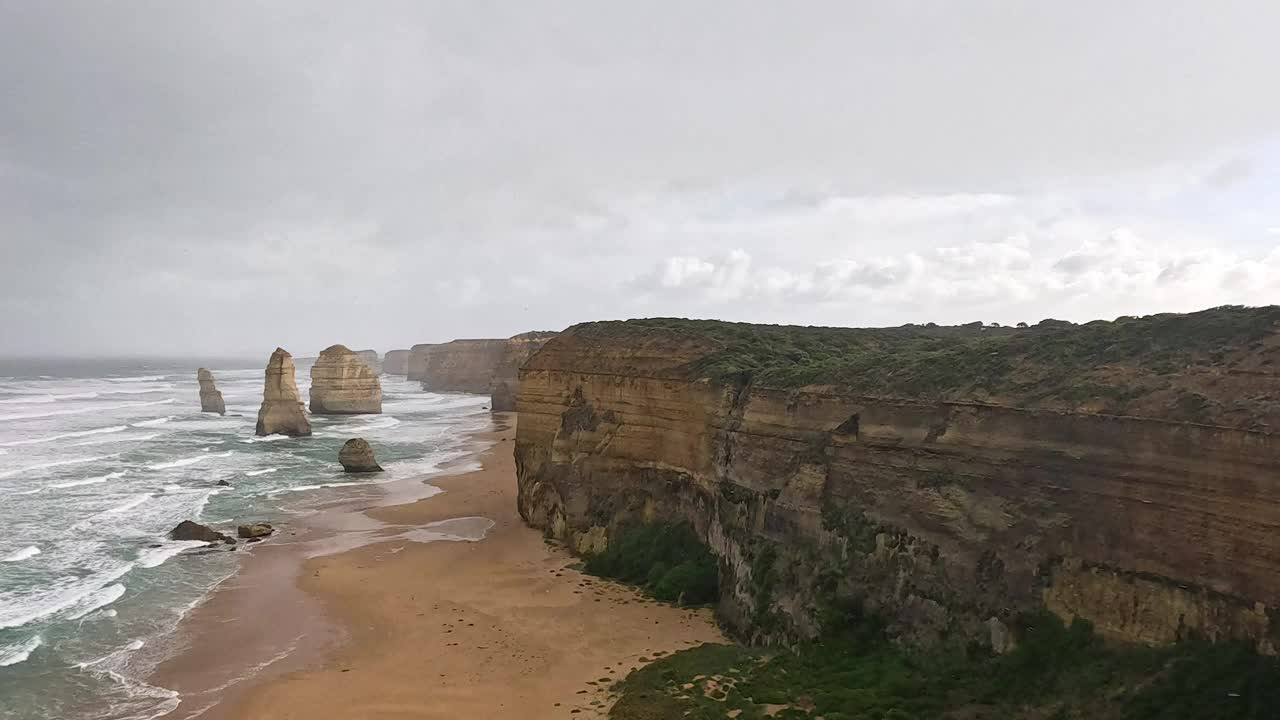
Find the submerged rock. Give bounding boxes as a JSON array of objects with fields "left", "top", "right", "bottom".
[
  {"left": 255, "top": 348, "right": 312, "bottom": 437},
  {"left": 338, "top": 438, "right": 383, "bottom": 473},
  {"left": 310, "top": 344, "right": 382, "bottom": 415},
  {"left": 237, "top": 522, "right": 274, "bottom": 539},
  {"left": 197, "top": 368, "right": 226, "bottom": 415},
  {"left": 170, "top": 520, "right": 232, "bottom": 544}
]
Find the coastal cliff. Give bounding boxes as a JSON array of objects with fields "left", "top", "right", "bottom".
[
  {"left": 383, "top": 349, "right": 410, "bottom": 375},
  {"left": 310, "top": 344, "right": 382, "bottom": 414},
  {"left": 514, "top": 307, "right": 1280, "bottom": 652},
  {"left": 420, "top": 339, "right": 508, "bottom": 394},
  {"left": 406, "top": 343, "right": 437, "bottom": 382},
  {"left": 256, "top": 348, "right": 311, "bottom": 437},
  {"left": 490, "top": 332, "right": 558, "bottom": 412},
  {"left": 354, "top": 349, "right": 380, "bottom": 375}
]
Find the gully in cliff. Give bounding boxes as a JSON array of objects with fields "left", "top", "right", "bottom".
[{"left": 255, "top": 347, "right": 312, "bottom": 437}]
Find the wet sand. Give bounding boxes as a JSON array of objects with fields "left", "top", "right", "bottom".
[{"left": 155, "top": 415, "right": 725, "bottom": 719}]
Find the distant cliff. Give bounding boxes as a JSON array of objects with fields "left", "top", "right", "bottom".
[
  {"left": 383, "top": 349, "right": 410, "bottom": 375},
  {"left": 406, "top": 343, "right": 437, "bottom": 382},
  {"left": 515, "top": 307, "right": 1280, "bottom": 652},
  {"left": 420, "top": 339, "right": 508, "bottom": 394},
  {"left": 490, "top": 332, "right": 558, "bottom": 412}
]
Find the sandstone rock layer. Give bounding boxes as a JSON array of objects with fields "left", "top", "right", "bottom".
[
  {"left": 419, "top": 339, "right": 508, "bottom": 393},
  {"left": 339, "top": 438, "right": 383, "bottom": 473},
  {"left": 489, "top": 332, "right": 557, "bottom": 412},
  {"left": 197, "top": 368, "right": 225, "bottom": 415},
  {"left": 515, "top": 310, "right": 1280, "bottom": 652},
  {"left": 383, "top": 349, "right": 410, "bottom": 375},
  {"left": 310, "top": 344, "right": 382, "bottom": 415},
  {"left": 406, "top": 343, "right": 437, "bottom": 382},
  {"left": 255, "top": 348, "right": 312, "bottom": 437}
]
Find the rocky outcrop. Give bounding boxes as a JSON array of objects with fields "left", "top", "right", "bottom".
[
  {"left": 338, "top": 438, "right": 383, "bottom": 473},
  {"left": 354, "top": 349, "right": 380, "bottom": 374},
  {"left": 383, "top": 349, "right": 411, "bottom": 375},
  {"left": 420, "top": 339, "right": 507, "bottom": 393},
  {"left": 309, "top": 344, "right": 382, "bottom": 415},
  {"left": 515, "top": 308, "right": 1280, "bottom": 653},
  {"left": 406, "top": 343, "right": 437, "bottom": 382},
  {"left": 490, "top": 332, "right": 558, "bottom": 412},
  {"left": 255, "top": 348, "right": 312, "bottom": 437},
  {"left": 197, "top": 368, "right": 225, "bottom": 415},
  {"left": 237, "top": 522, "right": 274, "bottom": 539},
  {"left": 170, "top": 520, "right": 232, "bottom": 544}
]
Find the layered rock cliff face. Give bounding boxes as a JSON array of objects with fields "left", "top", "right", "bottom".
[
  {"left": 490, "top": 332, "right": 558, "bottom": 412},
  {"left": 515, "top": 308, "right": 1280, "bottom": 652},
  {"left": 406, "top": 343, "right": 437, "bottom": 382},
  {"left": 255, "top": 348, "right": 312, "bottom": 437},
  {"left": 354, "top": 349, "right": 380, "bottom": 375},
  {"left": 310, "top": 344, "right": 382, "bottom": 414},
  {"left": 383, "top": 349, "right": 410, "bottom": 375},
  {"left": 197, "top": 368, "right": 225, "bottom": 415},
  {"left": 420, "top": 339, "right": 508, "bottom": 394}
]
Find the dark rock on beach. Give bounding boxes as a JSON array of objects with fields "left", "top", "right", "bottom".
[
  {"left": 170, "top": 520, "right": 232, "bottom": 544},
  {"left": 237, "top": 522, "right": 274, "bottom": 539}
]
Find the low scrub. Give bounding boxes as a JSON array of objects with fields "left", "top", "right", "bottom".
[{"left": 584, "top": 522, "right": 718, "bottom": 605}]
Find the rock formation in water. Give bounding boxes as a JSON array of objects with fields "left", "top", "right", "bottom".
[
  {"left": 515, "top": 307, "right": 1280, "bottom": 653},
  {"left": 338, "top": 438, "right": 383, "bottom": 473},
  {"left": 420, "top": 339, "right": 508, "bottom": 393},
  {"left": 170, "top": 520, "right": 232, "bottom": 544},
  {"left": 255, "top": 347, "right": 312, "bottom": 437},
  {"left": 383, "top": 349, "right": 410, "bottom": 375},
  {"left": 237, "top": 522, "right": 274, "bottom": 539},
  {"left": 309, "top": 344, "right": 382, "bottom": 415},
  {"left": 489, "top": 332, "right": 558, "bottom": 412},
  {"left": 406, "top": 343, "right": 437, "bottom": 382},
  {"left": 354, "top": 349, "right": 380, "bottom": 374},
  {"left": 197, "top": 368, "right": 225, "bottom": 415}
]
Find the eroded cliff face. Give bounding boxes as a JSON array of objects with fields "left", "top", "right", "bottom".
[
  {"left": 383, "top": 349, "right": 410, "bottom": 375},
  {"left": 490, "top": 332, "right": 558, "bottom": 412},
  {"left": 515, "top": 313, "right": 1280, "bottom": 653},
  {"left": 420, "top": 339, "right": 507, "bottom": 394}
]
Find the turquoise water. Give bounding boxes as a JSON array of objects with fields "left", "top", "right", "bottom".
[{"left": 0, "top": 357, "right": 490, "bottom": 719}]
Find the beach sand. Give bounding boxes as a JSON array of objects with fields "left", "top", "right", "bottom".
[{"left": 156, "top": 415, "right": 726, "bottom": 719}]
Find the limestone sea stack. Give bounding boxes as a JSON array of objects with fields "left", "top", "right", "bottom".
[
  {"left": 309, "top": 344, "right": 382, "bottom": 414},
  {"left": 355, "top": 349, "right": 380, "bottom": 374},
  {"left": 490, "top": 331, "right": 558, "bottom": 412},
  {"left": 197, "top": 368, "right": 225, "bottom": 415},
  {"left": 255, "top": 348, "right": 312, "bottom": 437},
  {"left": 338, "top": 438, "right": 383, "bottom": 473},
  {"left": 383, "top": 349, "right": 410, "bottom": 375}
]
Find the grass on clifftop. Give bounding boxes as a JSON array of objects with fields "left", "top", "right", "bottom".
[
  {"left": 583, "top": 523, "right": 719, "bottom": 605},
  {"left": 608, "top": 610, "right": 1280, "bottom": 720},
  {"left": 573, "top": 306, "right": 1280, "bottom": 422}
]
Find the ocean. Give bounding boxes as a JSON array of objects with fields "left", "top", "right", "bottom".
[{"left": 0, "top": 357, "right": 491, "bottom": 720}]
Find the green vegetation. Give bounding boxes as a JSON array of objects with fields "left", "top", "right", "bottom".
[
  {"left": 609, "top": 611, "right": 1280, "bottom": 720},
  {"left": 574, "top": 306, "right": 1280, "bottom": 412},
  {"left": 584, "top": 522, "right": 718, "bottom": 605}
]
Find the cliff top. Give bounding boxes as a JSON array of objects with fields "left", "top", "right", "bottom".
[{"left": 551, "top": 305, "right": 1280, "bottom": 430}]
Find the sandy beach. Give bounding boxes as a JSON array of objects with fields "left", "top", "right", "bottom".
[{"left": 153, "top": 414, "right": 725, "bottom": 720}]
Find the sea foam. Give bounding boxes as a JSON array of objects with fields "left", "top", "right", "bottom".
[
  {"left": 1, "top": 545, "right": 40, "bottom": 562},
  {"left": 0, "top": 635, "right": 42, "bottom": 667}
]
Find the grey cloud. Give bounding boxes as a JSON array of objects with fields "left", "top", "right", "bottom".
[{"left": 2, "top": 1, "right": 1280, "bottom": 354}]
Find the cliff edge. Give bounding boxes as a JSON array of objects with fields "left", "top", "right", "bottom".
[{"left": 515, "top": 306, "right": 1280, "bottom": 652}]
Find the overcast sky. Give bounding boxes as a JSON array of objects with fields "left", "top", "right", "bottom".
[{"left": 3, "top": 1, "right": 1279, "bottom": 358}]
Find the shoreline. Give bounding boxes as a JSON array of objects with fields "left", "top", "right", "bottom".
[{"left": 151, "top": 413, "right": 726, "bottom": 719}]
